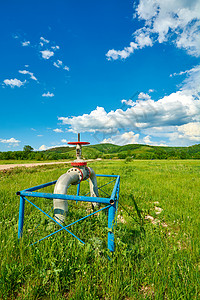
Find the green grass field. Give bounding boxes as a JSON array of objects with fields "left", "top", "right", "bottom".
[{"left": 0, "top": 160, "right": 199, "bottom": 299}]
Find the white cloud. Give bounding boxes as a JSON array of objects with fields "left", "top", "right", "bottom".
[
  {"left": 19, "top": 70, "right": 37, "bottom": 81},
  {"left": 138, "top": 92, "right": 151, "bottom": 100},
  {"left": 40, "top": 37, "right": 49, "bottom": 44},
  {"left": 177, "top": 122, "right": 200, "bottom": 141},
  {"left": 106, "top": 0, "right": 200, "bottom": 60},
  {"left": 134, "top": 29, "right": 153, "bottom": 48},
  {"left": 143, "top": 135, "right": 167, "bottom": 146},
  {"left": 170, "top": 65, "right": 200, "bottom": 78},
  {"left": 106, "top": 42, "right": 138, "bottom": 60},
  {"left": 59, "top": 90, "right": 200, "bottom": 134},
  {"left": 53, "top": 128, "right": 63, "bottom": 133},
  {"left": 63, "top": 66, "right": 69, "bottom": 71},
  {"left": 40, "top": 50, "right": 54, "bottom": 59},
  {"left": 57, "top": 60, "right": 62, "bottom": 65},
  {"left": 0, "top": 137, "right": 20, "bottom": 146},
  {"left": 53, "top": 59, "right": 69, "bottom": 71},
  {"left": 39, "top": 143, "right": 70, "bottom": 151},
  {"left": 42, "top": 92, "right": 54, "bottom": 97},
  {"left": 61, "top": 139, "right": 68, "bottom": 143},
  {"left": 37, "top": 135, "right": 43, "bottom": 137},
  {"left": 39, "top": 145, "right": 48, "bottom": 151},
  {"left": 3, "top": 78, "right": 26, "bottom": 88},
  {"left": 51, "top": 45, "right": 60, "bottom": 50},
  {"left": 53, "top": 62, "right": 60, "bottom": 68},
  {"left": 22, "top": 41, "right": 30, "bottom": 46},
  {"left": 102, "top": 131, "right": 139, "bottom": 145}
]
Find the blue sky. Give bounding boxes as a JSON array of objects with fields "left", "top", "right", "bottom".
[{"left": 0, "top": 0, "right": 200, "bottom": 151}]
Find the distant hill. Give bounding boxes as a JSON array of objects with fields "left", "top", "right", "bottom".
[
  {"left": 1, "top": 143, "right": 199, "bottom": 161},
  {"left": 44, "top": 143, "right": 200, "bottom": 160}
]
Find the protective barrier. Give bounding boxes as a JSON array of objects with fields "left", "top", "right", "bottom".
[{"left": 16, "top": 174, "right": 120, "bottom": 252}]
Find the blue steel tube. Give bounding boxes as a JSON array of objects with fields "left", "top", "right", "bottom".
[
  {"left": 107, "top": 203, "right": 116, "bottom": 252},
  {"left": 18, "top": 196, "right": 25, "bottom": 239}
]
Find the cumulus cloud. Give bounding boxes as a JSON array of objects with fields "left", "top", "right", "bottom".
[
  {"left": 53, "top": 128, "right": 63, "bottom": 133},
  {"left": 22, "top": 41, "right": 30, "bottom": 46},
  {"left": 61, "top": 139, "right": 68, "bottom": 143},
  {"left": 63, "top": 66, "right": 69, "bottom": 71},
  {"left": 19, "top": 70, "right": 37, "bottom": 81},
  {"left": 42, "top": 92, "right": 54, "bottom": 97},
  {"left": 40, "top": 37, "right": 49, "bottom": 44},
  {"left": 3, "top": 78, "right": 26, "bottom": 88},
  {"left": 58, "top": 70, "right": 200, "bottom": 146},
  {"left": 0, "top": 137, "right": 20, "bottom": 146},
  {"left": 102, "top": 131, "right": 139, "bottom": 145},
  {"left": 53, "top": 59, "right": 69, "bottom": 71},
  {"left": 106, "top": 0, "right": 200, "bottom": 60},
  {"left": 106, "top": 42, "right": 138, "bottom": 60},
  {"left": 59, "top": 88, "right": 200, "bottom": 135},
  {"left": 40, "top": 50, "right": 54, "bottom": 59},
  {"left": 177, "top": 122, "right": 200, "bottom": 141},
  {"left": 138, "top": 92, "right": 151, "bottom": 100},
  {"left": 39, "top": 145, "right": 48, "bottom": 151}
]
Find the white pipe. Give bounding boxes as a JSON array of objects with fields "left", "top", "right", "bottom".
[
  {"left": 53, "top": 169, "right": 81, "bottom": 223},
  {"left": 53, "top": 166, "right": 99, "bottom": 224},
  {"left": 88, "top": 167, "right": 99, "bottom": 208}
]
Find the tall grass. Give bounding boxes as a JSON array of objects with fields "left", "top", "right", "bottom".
[{"left": 0, "top": 160, "right": 199, "bottom": 299}]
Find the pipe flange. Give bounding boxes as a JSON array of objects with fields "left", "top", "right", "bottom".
[{"left": 67, "top": 168, "right": 83, "bottom": 184}]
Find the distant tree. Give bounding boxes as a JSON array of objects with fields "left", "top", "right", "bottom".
[{"left": 23, "top": 145, "right": 34, "bottom": 152}]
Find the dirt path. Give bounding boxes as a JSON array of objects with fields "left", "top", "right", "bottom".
[
  {"left": 0, "top": 161, "right": 71, "bottom": 171},
  {"left": 0, "top": 159, "right": 96, "bottom": 171}
]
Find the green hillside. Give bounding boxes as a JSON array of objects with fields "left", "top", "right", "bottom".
[
  {"left": 0, "top": 143, "right": 200, "bottom": 161},
  {"left": 44, "top": 143, "right": 200, "bottom": 160}
]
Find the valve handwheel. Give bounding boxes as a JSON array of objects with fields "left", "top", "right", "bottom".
[
  {"left": 68, "top": 133, "right": 90, "bottom": 167},
  {"left": 68, "top": 141, "right": 90, "bottom": 145}
]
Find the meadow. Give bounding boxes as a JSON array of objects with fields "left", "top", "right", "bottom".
[{"left": 0, "top": 160, "right": 199, "bottom": 299}]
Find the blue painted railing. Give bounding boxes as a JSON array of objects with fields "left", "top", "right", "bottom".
[{"left": 16, "top": 174, "right": 120, "bottom": 253}]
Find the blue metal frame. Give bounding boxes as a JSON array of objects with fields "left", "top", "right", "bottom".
[{"left": 17, "top": 174, "right": 120, "bottom": 253}]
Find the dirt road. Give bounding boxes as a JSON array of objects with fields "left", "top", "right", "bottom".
[
  {"left": 0, "top": 161, "right": 70, "bottom": 171},
  {"left": 0, "top": 159, "right": 96, "bottom": 171}
]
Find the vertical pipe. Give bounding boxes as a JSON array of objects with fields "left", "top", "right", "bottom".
[
  {"left": 18, "top": 196, "right": 25, "bottom": 239},
  {"left": 107, "top": 203, "right": 116, "bottom": 252}
]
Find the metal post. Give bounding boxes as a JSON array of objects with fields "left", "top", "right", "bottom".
[
  {"left": 77, "top": 183, "right": 80, "bottom": 196},
  {"left": 18, "top": 196, "right": 25, "bottom": 239},
  {"left": 76, "top": 182, "right": 80, "bottom": 203},
  {"left": 107, "top": 203, "right": 116, "bottom": 252}
]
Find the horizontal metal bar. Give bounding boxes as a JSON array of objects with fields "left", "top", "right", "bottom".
[
  {"left": 29, "top": 205, "right": 111, "bottom": 247},
  {"left": 19, "top": 191, "right": 111, "bottom": 204},
  {"left": 24, "top": 197, "right": 85, "bottom": 244},
  {"left": 21, "top": 180, "right": 57, "bottom": 192},
  {"left": 110, "top": 176, "right": 120, "bottom": 201}
]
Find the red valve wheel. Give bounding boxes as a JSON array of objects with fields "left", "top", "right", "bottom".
[{"left": 68, "top": 142, "right": 90, "bottom": 145}]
